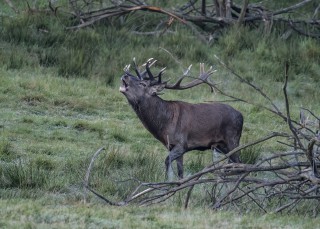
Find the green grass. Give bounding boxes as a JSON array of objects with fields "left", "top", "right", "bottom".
[
  {"left": 1, "top": 55, "right": 319, "bottom": 227},
  {"left": 1, "top": 199, "right": 320, "bottom": 229},
  {"left": 1, "top": 0, "right": 320, "bottom": 227}
]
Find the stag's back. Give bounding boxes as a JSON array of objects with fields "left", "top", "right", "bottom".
[{"left": 173, "top": 101, "right": 243, "bottom": 151}]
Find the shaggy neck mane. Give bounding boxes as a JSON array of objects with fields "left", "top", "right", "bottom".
[{"left": 129, "top": 95, "right": 173, "bottom": 143}]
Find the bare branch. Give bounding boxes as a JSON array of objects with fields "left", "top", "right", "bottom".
[
  {"left": 184, "top": 176, "right": 200, "bottom": 209},
  {"left": 214, "top": 55, "right": 283, "bottom": 117},
  {"left": 64, "top": 0, "right": 318, "bottom": 40},
  {"left": 67, "top": 4, "right": 186, "bottom": 30},
  {"left": 272, "top": 0, "right": 314, "bottom": 17},
  {"left": 282, "top": 63, "right": 305, "bottom": 151},
  {"left": 307, "top": 138, "right": 320, "bottom": 178},
  {"left": 237, "top": 0, "right": 249, "bottom": 26},
  {"left": 83, "top": 147, "right": 106, "bottom": 203},
  {"left": 289, "top": 20, "right": 320, "bottom": 39}
]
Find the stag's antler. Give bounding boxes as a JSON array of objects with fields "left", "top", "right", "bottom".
[
  {"left": 163, "top": 63, "right": 216, "bottom": 92},
  {"left": 125, "top": 59, "right": 216, "bottom": 91},
  {"left": 124, "top": 58, "right": 157, "bottom": 80}
]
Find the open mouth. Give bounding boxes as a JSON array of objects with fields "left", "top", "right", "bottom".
[{"left": 119, "top": 79, "right": 128, "bottom": 93}]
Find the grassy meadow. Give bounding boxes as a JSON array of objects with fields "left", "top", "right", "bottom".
[{"left": 1, "top": 0, "right": 320, "bottom": 228}]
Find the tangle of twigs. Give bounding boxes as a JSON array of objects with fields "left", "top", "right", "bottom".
[
  {"left": 63, "top": 0, "right": 319, "bottom": 40},
  {"left": 84, "top": 58, "right": 320, "bottom": 214}
]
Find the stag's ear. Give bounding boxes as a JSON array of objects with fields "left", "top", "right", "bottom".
[{"left": 150, "top": 83, "right": 166, "bottom": 95}]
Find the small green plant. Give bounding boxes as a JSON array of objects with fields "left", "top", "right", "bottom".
[
  {"left": 73, "top": 120, "right": 105, "bottom": 138},
  {"left": 102, "top": 147, "right": 126, "bottom": 169},
  {"left": 0, "top": 159, "right": 50, "bottom": 189},
  {"left": 33, "top": 156, "right": 56, "bottom": 171},
  {"left": 0, "top": 140, "right": 15, "bottom": 160},
  {"left": 240, "top": 145, "right": 262, "bottom": 165},
  {"left": 110, "top": 130, "right": 128, "bottom": 143},
  {"left": 218, "top": 26, "right": 256, "bottom": 57},
  {"left": 186, "top": 154, "right": 206, "bottom": 174}
]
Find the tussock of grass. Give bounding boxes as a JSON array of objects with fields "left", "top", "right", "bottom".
[
  {"left": 0, "top": 159, "right": 50, "bottom": 189},
  {"left": 110, "top": 131, "right": 128, "bottom": 143},
  {"left": 72, "top": 120, "right": 105, "bottom": 136},
  {"left": 0, "top": 140, "right": 15, "bottom": 161},
  {"left": 185, "top": 153, "right": 208, "bottom": 174},
  {"left": 240, "top": 145, "right": 262, "bottom": 165}
]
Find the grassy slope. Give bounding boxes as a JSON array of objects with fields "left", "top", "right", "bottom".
[
  {"left": 1, "top": 1, "right": 320, "bottom": 228},
  {"left": 1, "top": 59, "right": 319, "bottom": 228}
]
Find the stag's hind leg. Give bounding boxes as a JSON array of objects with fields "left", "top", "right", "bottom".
[
  {"left": 228, "top": 150, "right": 241, "bottom": 163},
  {"left": 225, "top": 135, "right": 241, "bottom": 163},
  {"left": 213, "top": 141, "right": 240, "bottom": 163},
  {"left": 227, "top": 113, "right": 243, "bottom": 163}
]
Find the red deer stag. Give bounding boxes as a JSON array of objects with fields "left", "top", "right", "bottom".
[{"left": 119, "top": 58, "right": 243, "bottom": 180}]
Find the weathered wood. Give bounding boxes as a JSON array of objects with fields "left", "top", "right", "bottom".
[{"left": 64, "top": 0, "right": 319, "bottom": 40}]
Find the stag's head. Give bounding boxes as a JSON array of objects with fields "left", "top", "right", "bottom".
[
  {"left": 119, "top": 58, "right": 166, "bottom": 102},
  {"left": 120, "top": 58, "right": 216, "bottom": 102}
]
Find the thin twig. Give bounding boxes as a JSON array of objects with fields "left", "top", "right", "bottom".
[
  {"left": 83, "top": 147, "right": 106, "bottom": 203},
  {"left": 282, "top": 63, "right": 305, "bottom": 151},
  {"left": 214, "top": 55, "right": 283, "bottom": 117},
  {"left": 184, "top": 176, "right": 200, "bottom": 209}
]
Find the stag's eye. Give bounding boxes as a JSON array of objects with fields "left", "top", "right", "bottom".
[{"left": 139, "top": 82, "right": 147, "bottom": 87}]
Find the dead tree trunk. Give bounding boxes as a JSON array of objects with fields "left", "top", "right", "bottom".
[{"left": 214, "top": 0, "right": 233, "bottom": 19}]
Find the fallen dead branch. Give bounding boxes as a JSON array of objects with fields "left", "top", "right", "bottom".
[
  {"left": 61, "top": 0, "right": 320, "bottom": 40},
  {"left": 66, "top": 4, "right": 187, "bottom": 30},
  {"left": 84, "top": 58, "right": 320, "bottom": 214},
  {"left": 4, "top": 0, "right": 318, "bottom": 39},
  {"left": 6, "top": 1, "right": 318, "bottom": 39}
]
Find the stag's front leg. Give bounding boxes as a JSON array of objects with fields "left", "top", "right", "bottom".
[{"left": 165, "top": 145, "right": 185, "bottom": 181}]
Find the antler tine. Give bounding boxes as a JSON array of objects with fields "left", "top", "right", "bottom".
[
  {"left": 146, "top": 60, "right": 155, "bottom": 80},
  {"left": 123, "top": 63, "right": 138, "bottom": 78},
  {"left": 141, "top": 57, "right": 156, "bottom": 66},
  {"left": 183, "top": 64, "right": 192, "bottom": 76},
  {"left": 141, "top": 58, "right": 157, "bottom": 68},
  {"left": 123, "top": 64, "right": 130, "bottom": 72},
  {"left": 200, "top": 63, "right": 204, "bottom": 75},
  {"left": 157, "top": 67, "right": 166, "bottom": 83},
  {"left": 132, "top": 57, "right": 142, "bottom": 80},
  {"left": 165, "top": 63, "right": 216, "bottom": 91},
  {"left": 141, "top": 59, "right": 157, "bottom": 80},
  {"left": 166, "top": 64, "right": 193, "bottom": 89}
]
